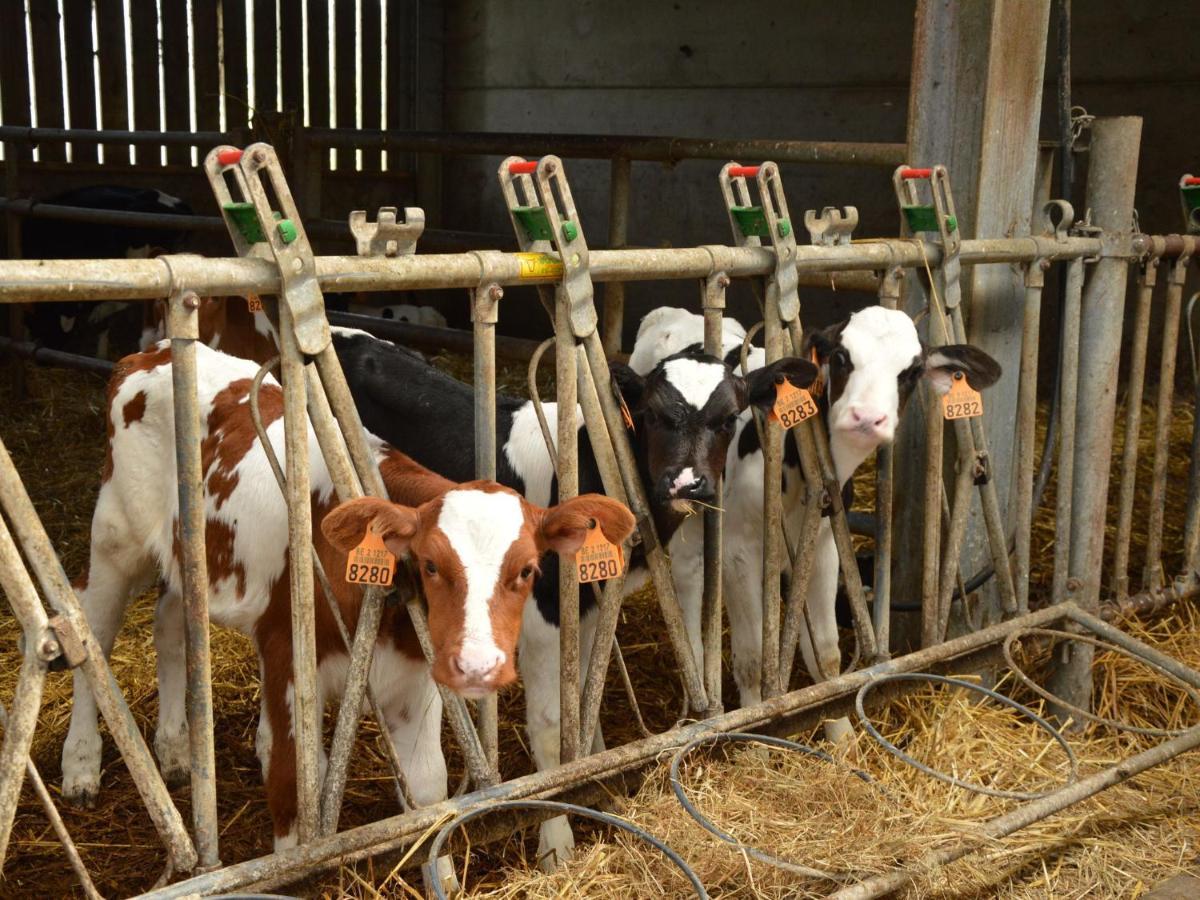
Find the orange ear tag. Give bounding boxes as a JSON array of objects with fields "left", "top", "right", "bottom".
[
  {"left": 618, "top": 392, "right": 635, "bottom": 431},
  {"left": 768, "top": 377, "right": 818, "bottom": 430},
  {"left": 808, "top": 347, "right": 826, "bottom": 397},
  {"left": 345, "top": 527, "right": 396, "bottom": 587},
  {"left": 246, "top": 293, "right": 264, "bottom": 312},
  {"left": 576, "top": 521, "right": 625, "bottom": 584},
  {"left": 941, "top": 371, "right": 984, "bottom": 420}
]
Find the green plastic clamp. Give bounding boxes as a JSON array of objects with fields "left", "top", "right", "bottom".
[
  {"left": 730, "top": 205, "right": 770, "bottom": 239},
  {"left": 561, "top": 220, "right": 579, "bottom": 242},
  {"left": 902, "top": 205, "right": 957, "bottom": 235},
  {"left": 277, "top": 219, "right": 298, "bottom": 244},
  {"left": 224, "top": 202, "right": 266, "bottom": 243},
  {"left": 1182, "top": 184, "right": 1200, "bottom": 214},
  {"left": 512, "top": 206, "right": 554, "bottom": 242},
  {"left": 777, "top": 218, "right": 792, "bottom": 239}
]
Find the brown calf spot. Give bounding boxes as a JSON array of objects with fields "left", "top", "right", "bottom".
[
  {"left": 103, "top": 345, "right": 173, "bottom": 482},
  {"left": 122, "top": 391, "right": 147, "bottom": 427},
  {"left": 202, "top": 378, "right": 284, "bottom": 509}
]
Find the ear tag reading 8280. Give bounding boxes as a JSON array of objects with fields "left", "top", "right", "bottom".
[
  {"left": 346, "top": 527, "right": 396, "bottom": 587},
  {"left": 768, "top": 377, "right": 818, "bottom": 429},
  {"left": 576, "top": 520, "right": 624, "bottom": 584},
  {"left": 942, "top": 371, "right": 983, "bottom": 420}
]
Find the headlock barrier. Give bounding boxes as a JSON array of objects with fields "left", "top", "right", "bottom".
[{"left": 1, "top": 119, "right": 1199, "bottom": 898}]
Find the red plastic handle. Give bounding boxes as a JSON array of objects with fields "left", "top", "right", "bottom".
[
  {"left": 508, "top": 160, "right": 538, "bottom": 175},
  {"left": 728, "top": 165, "right": 760, "bottom": 178},
  {"left": 217, "top": 148, "right": 243, "bottom": 166},
  {"left": 1184, "top": 176, "right": 1200, "bottom": 186},
  {"left": 900, "top": 167, "right": 933, "bottom": 180}
]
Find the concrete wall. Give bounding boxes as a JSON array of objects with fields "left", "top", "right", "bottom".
[{"left": 439, "top": 0, "right": 1200, "bottom": 350}]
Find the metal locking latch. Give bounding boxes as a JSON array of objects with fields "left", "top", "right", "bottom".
[
  {"left": 804, "top": 206, "right": 859, "bottom": 247},
  {"left": 348, "top": 207, "right": 426, "bottom": 257}
]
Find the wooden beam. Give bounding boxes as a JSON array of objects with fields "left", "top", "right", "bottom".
[
  {"left": 223, "top": 0, "right": 250, "bottom": 132},
  {"left": 95, "top": 0, "right": 131, "bottom": 165},
  {"left": 28, "top": 0, "right": 66, "bottom": 162},
  {"left": 361, "top": 0, "right": 382, "bottom": 171},
  {"left": 62, "top": 0, "right": 97, "bottom": 163},
  {"left": 161, "top": 0, "right": 191, "bottom": 164},
  {"left": 129, "top": 0, "right": 162, "bottom": 166},
  {"left": 193, "top": 0, "right": 220, "bottom": 133}
]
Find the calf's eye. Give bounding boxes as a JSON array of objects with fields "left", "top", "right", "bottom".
[
  {"left": 424, "top": 560, "right": 438, "bottom": 576},
  {"left": 520, "top": 565, "right": 534, "bottom": 580}
]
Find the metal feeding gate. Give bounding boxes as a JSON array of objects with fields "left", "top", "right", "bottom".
[{"left": 0, "top": 123, "right": 1198, "bottom": 898}]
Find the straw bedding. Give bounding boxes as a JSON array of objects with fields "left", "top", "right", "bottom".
[{"left": 1, "top": 356, "right": 1198, "bottom": 898}]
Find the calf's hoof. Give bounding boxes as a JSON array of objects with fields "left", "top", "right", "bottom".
[
  {"left": 61, "top": 770, "right": 100, "bottom": 808},
  {"left": 155, "top": 726, "right": 191, "bottom": 788},
  {"left": 61, "top": 737, "right": 102, "bottom": 807},
  {"left": 537, "top": 815, "right": 576, "bottom": 873}
]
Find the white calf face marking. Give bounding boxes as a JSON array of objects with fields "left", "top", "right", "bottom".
[
  {"left": 828, "top": 307, "right": 922, "bottom": 447},
  {"left": 436, "top": 489, "right": 524, "bottom": 692},
  {"left": 661, "top": 357, "right": 727, "bottom": 410}
]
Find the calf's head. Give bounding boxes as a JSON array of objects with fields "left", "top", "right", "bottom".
[
  {"left": 322, "top": 484, "right": 634, "bottom": 697},
  {"left": 612, "top": 348, "right": 818, "bottom": 508},
  {"left": 805, "top": 306, "right": 1001, "bottom": 452}
]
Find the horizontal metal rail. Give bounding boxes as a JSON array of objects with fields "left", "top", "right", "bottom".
[{"left": 0, "top": 236, "right": 1111, "bottom": 304}]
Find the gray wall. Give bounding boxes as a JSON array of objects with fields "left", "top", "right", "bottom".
[{"left": 438, "top": 0, "right": 1200, "bottom": 351}]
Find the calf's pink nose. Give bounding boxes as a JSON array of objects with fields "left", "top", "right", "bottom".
[{"left": 850, "top": 406, "right": 889, "bottom": 428}]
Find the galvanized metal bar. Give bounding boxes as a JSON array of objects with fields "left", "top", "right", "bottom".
[
  {"left": 873, "top": 267, "right": 903, "bottom": 652},
  {"left": 1053, "top": 257, "right": 1085, "bottom": 606},
  {"left": 937, "top": 440, "right": 977, "bottom": 643},
  {"left": 141, "top": 602, "right": 1073, "bottom": 899},
  {"left": 0, "top": 700, "right": 102, "bottom": 900},
  {"left": 473, "top": 282, "right": 501, "bottom": 774},
  {"left": 165, "top": 289, "right": 221, "bottom": 869},
  {"left": 778, "top": 493, "right": 825, "bottom": 685},
  {"left": 760, "top": 288, "right": 786, "bottom": 699},
  {"left": 555, "top": 289, "right": 582, "bottom": 766},
  {"left": 0, "top": 236, "right": 1110, "bottom": 305},
  {"left": 920, "top": 382, "right": 944, "bottom": 648},
  {"left": 1013, "top": 260, "right": 1047, "bottom": 613},
  {"left": 1113, "top": 253, "right": 1160, "bottom": 600},
  {"left": 602, "top": 156, "right": 631, "bottom": 356},
  {"left": 701, "top": 271, "right": 727, "bottom": 712},
  {"left": 1143, "top": 242, "right": 1194, "bottom": 590},
  {"left": 1055, "top": 117, "right": 1143, "bottom": 716},
  {"left": 1184, "top": 355, "right": 1200, "bottom": 583},
  {"left": 830, "top": 724, "right": 1200, "bottom": 900},
  {"left": 0, "top": 652, "right": 46, "bottom": 867}
]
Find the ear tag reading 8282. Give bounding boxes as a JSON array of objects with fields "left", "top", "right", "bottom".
[
  {"left": 942, "top": 371, "right": 983, "bottom": 420},
  {"left": 246, "top": 292, "right": 264, "bottom": 313},
  {"left": 576, "top": 520, "right": 624, "bottom": 584},
  {"left": 345, "top": 527, "right": 396, "bottom": 587},
  {"left": 768, "top": 377, "right": 818, "bottom": 430}
]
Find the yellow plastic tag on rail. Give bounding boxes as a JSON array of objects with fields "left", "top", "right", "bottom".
[
  {"left": 576, "top": 523, "right": 624, "bottom": 584},
  {"left": 768, "top": 378, "right": 818, "bottom": 429},
  {"left": 516, "top": 252, "right": 564, "bottom": 279},
  {"left": 345, "top": 528, "right": 396, "bottom": 587},
  {"left": 246, "top": 293, "right": 264, "bottom": 313},
  {"left": 941, "top": 372, "right": 983, "bottom": 420}
]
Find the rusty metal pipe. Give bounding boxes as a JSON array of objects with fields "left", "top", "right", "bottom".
[
  {"left": 1013, "top": 266, "right": 1046, "bottom": 613},
  {"left": 602, "top": 157, "right": 631, "bottom": 356},
  {"left": 556, "top": 296, "right": 582, "bottom": 765},
  {"left": 1053, "top": 257, "right": 1084, "bottom": 606}
]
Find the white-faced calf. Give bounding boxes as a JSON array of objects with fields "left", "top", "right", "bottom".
[
  {"left": 630, "top": 305, "right": 1001, "bottom": 727},
  {"left": 61, "top": 341, "right": 634, "bottom": 849}
]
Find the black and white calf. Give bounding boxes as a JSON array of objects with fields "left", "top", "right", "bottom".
[
  {"left": 331, "top": 327, "right": 817, "bottom": 865},
  {"left": 629, "top": 306, "right": 1002, "bottom": 732}
]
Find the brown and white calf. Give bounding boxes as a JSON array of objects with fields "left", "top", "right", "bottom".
[
  {"left": 61, "top": 341, "right": 634, "bottom": 848},
  {"left": 140, "top": 292, "right": 279, "bottom": 364}
]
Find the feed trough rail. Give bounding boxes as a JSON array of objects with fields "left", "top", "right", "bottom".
[{"left": 1, "top": 131, "right": 1198, "bottom": 896}]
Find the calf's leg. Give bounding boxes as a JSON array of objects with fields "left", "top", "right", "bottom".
[{"left": 152, "top": 585, "right": 191, "bottom": 786}]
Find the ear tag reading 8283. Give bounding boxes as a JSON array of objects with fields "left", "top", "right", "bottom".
[
  {"left": 576, "top": 521, "right": 624, "bottom": 584},
  {"left": 345, "top": 527, "right": 396, "bottom": 587},
  {"left": 942, "top": 371, "right": 983, "bottom": 420},
  {"left": 768, "top": 377, "right": 818, "bottom": 430}
]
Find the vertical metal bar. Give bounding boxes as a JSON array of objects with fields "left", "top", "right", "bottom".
[
  {"left": 277, "top": 302, "right": 321, "bottom": 845},
  {"left": 1054, "top": 116, "right": 1143, "bottom": 715},
  {"left": 1112, "top": 255, "right": 1159, "bottom": 600},
  {"left": 921, "top": 386, "right": 944, "bottom": 648},
  {"left": 1143, "top": 244, "right": 1193, "bottom": 589},
  {"left": 166, "top": 291, "right": 220, "bottom": 869},
  {"left": 701, "top": 272, "right": 727, "bottom": 712},
  {"left": 0, "top": 652, "right": 45, "bottom": 866},
  {"left": 1053, "top": 258, "right": 1084, "bottom": 606},
  {"left": 874, "top": 267, "right": 902, "bottom": 652},
  {"left": 4, "top": 144, "right": 24, "bottom": 399},
  {"left": 555, "top": 290, "right": 581, "bottom": 765},
  {"left": 602, "top": 156, "right": 631, "bottom": 357},
  {"left": 1183, "top": 340, "right": 1200, "bottom": 582},
  {"left": 0, "top": 701, "right": 101, "bottom": 900},
  {"left": 760, "top": 293, "right": 785, "bottom": 699},
  {"left": 0, "top": 435, "right": 198, "bottom": 871},
  {"left": 473, "top": 283, "right": 501, "bottom": 774},
  {"left": 1013, "top": 261, "right": 1046, "bottom": 613},
  {"left": 937, "top": 441, "right": 977, "bottom": 642}
]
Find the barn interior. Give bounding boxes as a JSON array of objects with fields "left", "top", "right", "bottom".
[{"left": 2, "top": 2, "right": 1200, "bottom": 898}]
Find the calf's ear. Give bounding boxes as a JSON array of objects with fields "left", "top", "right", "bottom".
[
  {"left": 802, "top": 319, "right": 848, "bottom": 362},
  {"left": 923, "top": 344, "right": 1002, "bottom": 395},
  {"left": 741, "top": 357, "right": 819, "bottom": 410},
  {"left": 609, "top": 363, "right": 646, "bottom": 411},
  {"left": 321, "top": 497, "right": 420, "bottom": 559},
  {"left": 537, "top": 494, "right": 636, "bottom": 556}
]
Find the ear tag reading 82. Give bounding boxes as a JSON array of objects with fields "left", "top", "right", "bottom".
[
  {"left": 345, "top": 527, "right": 396, "bottom": 587},
  {"left": 768, "top": 377, "right": 818, "bottom": 429},
  {"left": 246, "top": 292, "right": 264, "bottom": 313},
  {"left": 576, "top": 520, "right": 624, "bottom": 584},
  {"left": 942, "top": 371, "right": 983, "bottom": 420}
]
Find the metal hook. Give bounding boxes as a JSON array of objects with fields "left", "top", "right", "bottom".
[
  {"left": 348, "top": 206, "right": 425, "bottom": 257},
  {"left": 804, "top": 206, "right": 859, "bottom": 247}
]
